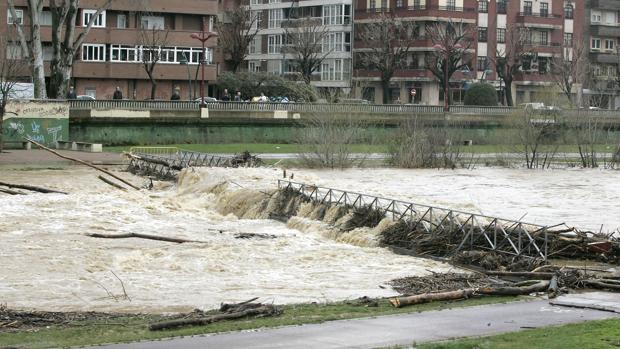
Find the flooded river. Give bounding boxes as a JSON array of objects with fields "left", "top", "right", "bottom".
[{"left": 0, "top": 166, "right": 617, "bottom": 313}]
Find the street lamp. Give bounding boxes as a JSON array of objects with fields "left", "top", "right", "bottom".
[
  {"left": 190, "top": 28, "right": 218, "bottom": 108},
  {"left": 179, "top": 53, "right": 193, "bottom": 100},
  {"left": 433, "top": 43, "right": 463, "bottom": 112}
]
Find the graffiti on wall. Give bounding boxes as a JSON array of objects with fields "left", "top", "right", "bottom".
[{"left": 3, "top": 101, "right": 69, "bottom": 146}]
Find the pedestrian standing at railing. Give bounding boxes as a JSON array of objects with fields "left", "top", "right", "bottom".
[
  {"left": 234, "top": 91, "right": 242, "bottom": 102},
  {"left": 113, "top": 86, "right": 123, "bottom": 100},
  {"left": 67, "top": 86, "right": 77, "bottom": 100},
  {"left": 221, "top": 88, "right": 230, "bottom": 101},
  {"left": 171, "top": 87, "right": 181, "bottom": 100}
]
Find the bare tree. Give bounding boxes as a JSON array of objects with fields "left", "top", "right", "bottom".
[
  {"left": 216, "top": 6, "right": 259, "bottom": 73},
  {"left": 357, "top": 13, "right": 417, "bottom": 104},
  {"left": 492, "top": 25, "right": 530, "bottom": 106},
  {"left": 8, "top": 0, "right": 112, "bottom": 99},
  {"left": 0, "top": 32, "right": 29, "bottom": 153},
  {"left": 425, "top": 20, "right": 475, "bottom": 106},
  {"left": 7, "top": 0, "right": 46, "bottom": 98},
  {"left": 284, "top": 17, "right": 331, "bottom": 84},
  {"left": 138, "top": 19, "right": 170, "bottom": 100},
  {"left": 551, "top": 39, "right": 588, "bottom": 107}
]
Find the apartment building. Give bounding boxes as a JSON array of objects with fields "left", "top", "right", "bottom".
[
  {"left": 245, "top": 0, "right": 354, "bottom": 94},
  {"left": 3, "top": 0, "right": 220, "bottom": 100},
  {"left": 353, "top": 0, "right": 584, "bottom": 105},
  {"left": 585, "top": 0, "right": 620, "bottom": 109}
]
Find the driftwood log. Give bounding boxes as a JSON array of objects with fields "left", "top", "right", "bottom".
[
  {"left": 86, "top": 233, "right": 204, "bottom": 244},
  {"left": 97, "top": 175, "right": 127, "bottom": 191},
  {"left": 149, "top": 300, "right": 280, "bottom": 331},
  {"left": 0, "top": 187, "right": 26, "bottom": 195},
  {"left": 0, "top": 181, "right": 67, "bottom": 194},
  {"left": 582, "top": 279, "right": 620, "bottom": 291},
  {"left": 390, "top": 280, "right": 550, "bottom": 308},
  {"left": 25, "top": 138, "right": 140, "bottom": 191},
  {"left": 484, "top": 271, "right": 555, "bottom": 279}
]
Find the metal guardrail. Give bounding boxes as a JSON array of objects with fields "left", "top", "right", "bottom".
[
  {"left": 127, "top": 149, "right": 235, "bottom": 179},
  {"left": 278, "top": 180, "right": 551, "bottom": 260}
]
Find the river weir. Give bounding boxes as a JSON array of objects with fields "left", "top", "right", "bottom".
[{"left": 1, "top": 166, "right": 618, "bottom": 313}]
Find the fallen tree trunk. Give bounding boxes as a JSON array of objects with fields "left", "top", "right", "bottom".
[
  {"left": 0, "top": 181, "right": 67, "bottom": 194},
  {"left": 0, "top": 187, "right": 26, "bottom": 195},
  {"left": 25, "top": 138, "right": 140, "bottom": 191},
  {"left": 86, "top": 233, "right": 204, "bottom": 244},
  {"left": 582, "top": 279, "right": 620, "bottom": 291},
  {"left": 390, "top": 289, "right": 476, "bottom": 308},
  {"left": 97, "top": 175, "right": 127, "bottom": 191},
  {"left": 149, "top": 305, "right": 279, "bottom": 331},
  {"left": 484, "top": 271, "right": 555, "bottom": 279},
  {"left": 477, "top": 280, "right": 550, "bottom": 296},
  {"left": 548, "top": 275, "right": 559, "bottom": 298}
]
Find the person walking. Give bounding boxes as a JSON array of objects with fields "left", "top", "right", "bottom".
[
  {"left": 171, "top": 87, "right": 181, "bottom": 100},
  {"left": 67, "top": 86, "right": 77, "bottom": 99},
  {"left": 113, "top": 86, "right": 123, "bottom": 100},
  {"left": 221, "top": 88, "right": 231, "bottom": 101}
]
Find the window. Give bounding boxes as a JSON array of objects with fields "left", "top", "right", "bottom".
[
  {"left": 252, "top": 11, "right": 262, "bottom": 29},
  {"left": 322, "top": 4, "right": 350, "bottom": 25},
  {"left": 591, "top": 12, "right": 602, "bottom": 23},
  {"left": 564, "top": 5, "right": 574, "bottom": 19},
  {"left": 381, "top": 0, "right": 388, "bottom": 9},
  {"left": 41, "top": 11, "right": 52, "bottom": 26},
  {"left": 248, "top": 61, "right": 260, "bottom": 72},
  {"left": 497, "top": 28, "right": 506, "bottom": 43},
  {"left": 591, "top": 38, "right": 601, "bottom": 50},
  {"left": 608, "top": 65, "right": 617, "bottom": 77},
  {"left": 141, "top": 15, "right": 164, "bottom": 29},
  {"left": 370, "top": 0, "right": 376, "bottom": 10},
  {"left": 7, "top": 9, "right": 23, "bottom": 25},
  {"left": 605, "top": 39, "right": 615, "bottom": 51},
  {"left": 478, "top": 27, "right": 488, "bottom": 42},
  {"left": 396, "top": 0, "right": 404, "bottom": 8},
  {"left": 446, "top": 0, "right": 456, "bottom": 11},
  {"left": 523, "top": 1, "right": 532, "bottom": 15},
  {"left": 267, "top": 35, "right": 282, "bottom": 54},
  {"left": 497, "top": 0, "right": 507, "bottom": 14},
  {"left": 321, "top": 59, "right": 347, "bottom": 81},
  {"left": 269, "top": 0, "right": 280, "bottom": 3},
  {"left": 249, "top": 37, "right": 260, "bottom": 54},
  {"left": 117, "top": 14, "right": 127, "bottom": 28},
  {"left": 85, "top": 88, "right": 97, "bottom": 99},
  {"left": 250, "top": 0, "right": 260, "bottom": 5},
  {"left": 81, "top": 44, "right": 106, "bottom": 61},
  {"left": 477, "top": 56, "right": 488, "bottom": 71},
  {"left": 540, "top": 3, "right": 548, "bottom": 17},
  {"left": 268, "top": 9, "right": 282, "bottom": 28},
  {"left": 539, "top": 31, "right": 548, "bottom": 45},
  {"left": 110, "top": 45, "right": 138, "bottom": 62},
  {"left": 322, "top": 32, "right": 351, "bottom": 52},
  {"left": 267, "top": 60, "right": 281, "bottom": 75},
  {"left": 564, "top": 33, "right": 573, "bottom": 46},
  {"left": 478, "top": 1, "right": 488, "bottom": 13},
  {"left": 82, "top": 9, "right": 106, "bottom": 28}
]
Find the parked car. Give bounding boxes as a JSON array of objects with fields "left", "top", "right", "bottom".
[
  {"left": 76, "top": 95, "right": 96, "bottom": 100},
  {"left": 194, "top": 97, "right": 218, "bottom": 103}
]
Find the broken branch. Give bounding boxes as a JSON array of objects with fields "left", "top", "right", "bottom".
[
  {"left": 85, "top": 233, "right": 205, "bottom": 244},
  {"left": 0, "top": 181, "right": 67, "bottom": 194}
]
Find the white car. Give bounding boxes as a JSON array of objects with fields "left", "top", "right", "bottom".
[
  {"left": 76, "top": 95, "right": 96, "bottom": 100},
  {"left": 194, "top": 97, "right": 218, "bottom": 103}
]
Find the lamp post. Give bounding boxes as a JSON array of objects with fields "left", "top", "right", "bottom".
[
  {"left": 190, "top": 28, "right": 218, "bottom": 108},
  {"left": 433, "top": 43, "right": 463, "bottom": 112},
  {"left": 179, "top": 53, "right": 193, "bottom": 101}
]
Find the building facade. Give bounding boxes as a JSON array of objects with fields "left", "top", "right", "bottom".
[
  {"left": 3, "top": 0, "right": 220, "bottom": 100},
  {"left": 353, "top": 0, "right": 584, "bottom": 105},
  {"left": 585, "top": 0, "right": 620, "bottom": 109},
  {"left": 245, "top": 0, "right": 353, "bottom": 94}
]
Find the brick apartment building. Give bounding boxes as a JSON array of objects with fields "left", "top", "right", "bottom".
[
  {"left": 245, "top": 0, "right": 354, "bottom": 94},
  {"left": 353, "top": 0, "right": 584, "bottom": 106},
  {"left": 585, "top": 0, "right": 620, "bottom": 109},
  {"left": 3, "top": 0, "right": 220, "bottom": 100}
]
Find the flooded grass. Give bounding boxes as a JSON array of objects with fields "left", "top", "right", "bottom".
[{"left": 0, "top": 296, "right": 523, "bottom": 349}]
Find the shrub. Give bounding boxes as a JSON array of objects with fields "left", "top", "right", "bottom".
[
  {"left": 217, "top": 72, "right": 317, "bottom": 102},
  {"left": 464, "top": 83, "right": 498, "bottom": 106}
]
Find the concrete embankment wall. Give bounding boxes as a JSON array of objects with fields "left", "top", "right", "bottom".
[{"left": 69, "top": 109, "right": 620, "bottom": 146}]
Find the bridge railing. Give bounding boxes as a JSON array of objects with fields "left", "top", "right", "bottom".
[{"left": 278, "top": 180, "right": 552, "bottom": 260}]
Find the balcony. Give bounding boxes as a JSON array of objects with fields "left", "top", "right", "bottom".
[
  {"left": 516, "top": 12, "right": 562, "bottom": 29},
  {"left": 590, "top": 0, "right": 620, "bottom": 11},
  {"left": 590, "top": 52, "right": 620, "bottom": 64},
  {"left": 590, "top": 25, "right": 620, "bottom": 38},
  {"left": 365, "top": 4, "right": 475, "bottom": 13}
]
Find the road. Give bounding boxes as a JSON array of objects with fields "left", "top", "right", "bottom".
[{"left": 93, "top": 299, "right": 618, "bottom": 349}]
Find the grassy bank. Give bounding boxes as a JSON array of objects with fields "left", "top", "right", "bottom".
[
  {"left": 105, "top": 143, "right": 618, "bottom": 155},
  {"left": 418, "top": 317, "right": 620, "bottom": 349},
  {"left": 0, "top": 296, "right": 524, "bottom": 349}
]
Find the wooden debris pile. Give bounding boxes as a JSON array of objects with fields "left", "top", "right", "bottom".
[
  {"left": 231, "top": 151, "right": 262, "bottom": 167},
  {"left": 0, "top": 304, "right": 123, "bottom": 331},
  {"left": 149, "top": 298, "right": 280, "bottom": 331},
  {"left": 389, "top": 272, "right": 504, "bottom": 295}
]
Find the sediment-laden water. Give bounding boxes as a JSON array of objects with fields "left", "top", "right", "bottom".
[{"left": 1, "top": 166, "right": 617, "bottom": 313}]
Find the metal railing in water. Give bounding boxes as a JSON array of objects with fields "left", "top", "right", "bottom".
[{"left": 277, "top": 180, "right": 552, "bottom": 260}]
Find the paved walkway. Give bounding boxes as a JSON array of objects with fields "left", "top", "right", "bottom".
[
  {"left": 94, "top": 298, "right": 619, "bottom": 349},
  {"left": 0, "top": 149, "right": 125, "bottom": 166}
]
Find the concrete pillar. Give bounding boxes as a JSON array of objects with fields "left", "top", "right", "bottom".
[{"left": 424, "top": 82, "right": 439, "bottom": 105}]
